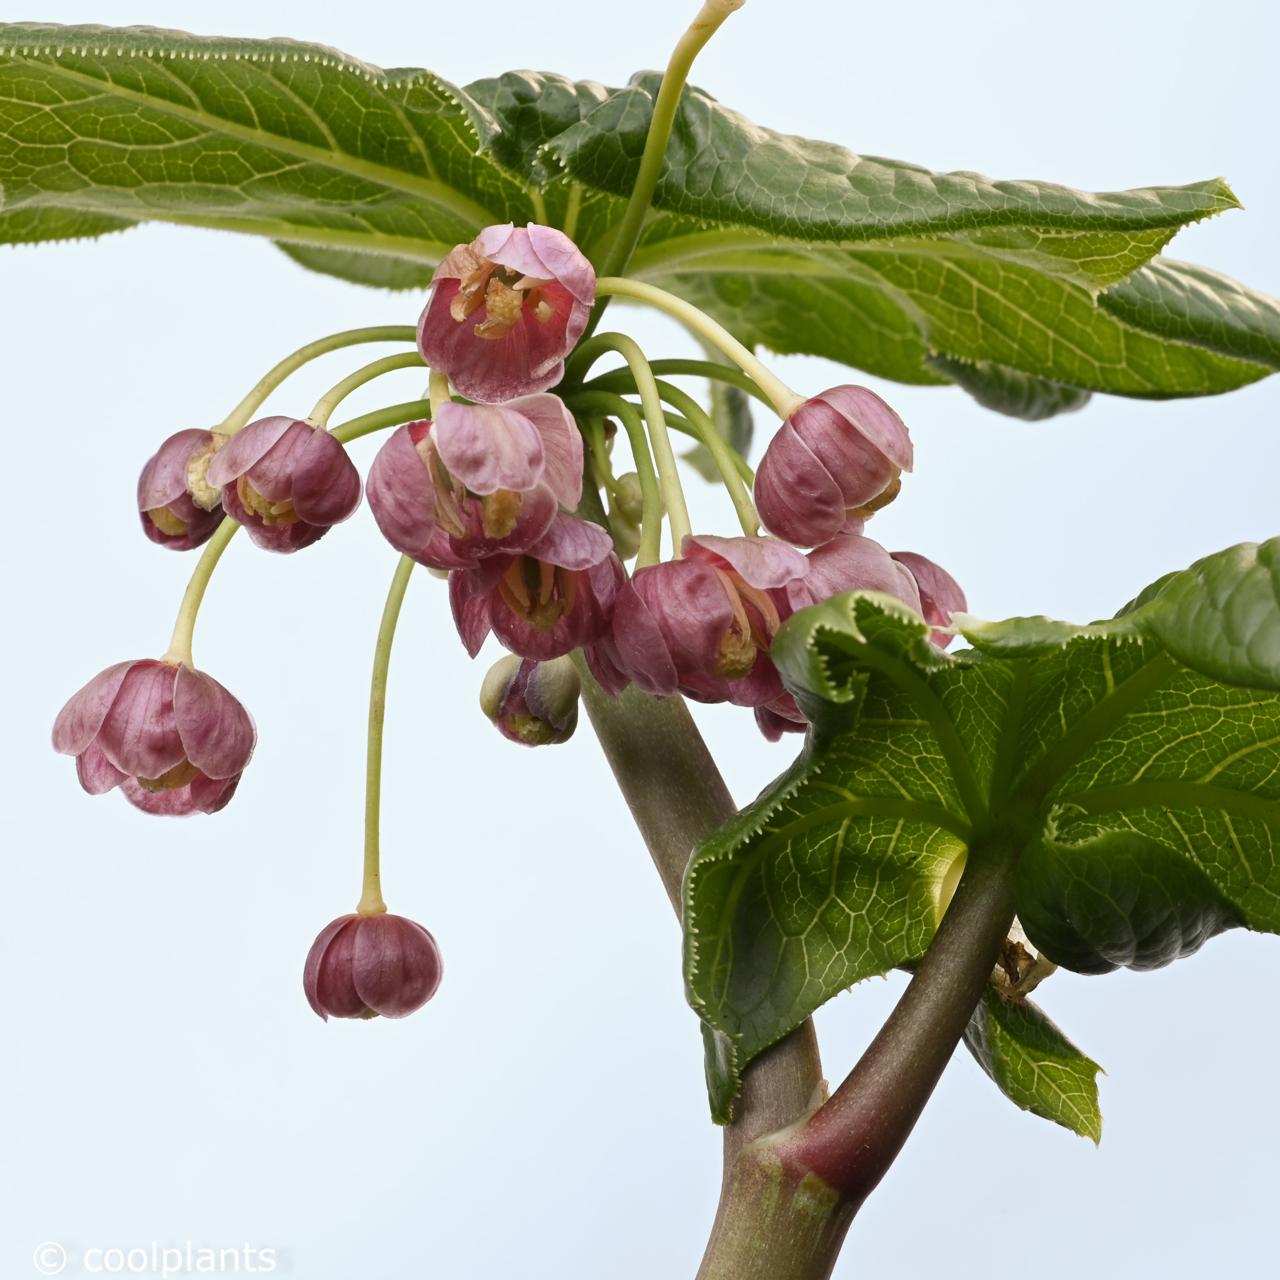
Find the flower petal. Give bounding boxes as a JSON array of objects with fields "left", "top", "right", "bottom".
[
  {"left": 137, "top": 429, "right": 211, "bottom": 510},
  {"left": 509, "top": 393, "right": 582, "bottom": 508},
  {"left": 434, "top": 401, "right": 545, "bottom": 496},
  {"left": 523, "top": 224, "right": 597, "bottom": 304},
  {"left": 351, "top": 915, "right": 442, "bottom": 1018},
  {"left": 173, "top": 666, "right": 255, "bottom": 779},
  {"left": 313, "top": 916, "right": 369, "bottom": 1019},
  {"left": 52, "top": 660, "right": 136, "bottom": 755},
  {"left": 526, "top": 514, "right": 614, "bottom": 571},
  {"left": 754, "top": 420, "right": 846, "bottom": 547},
  {"left": 685, "top": 534, "right": 808, "bottom": 589},
  {"left": 891, "top": 551, "right": 967, "bottom": 647},
  {"left": 449, "top": 569, "right": 493, "bottom": 657},
  {"left": 811, "top": 385, "right": 914, "bottom": 473},
  {"left": 206, "top": 416, "right": 296, "bottom": 487},
  {"left": 75, "top": 742, "right": 127, "bottom": 794},
  {"left": 290, "top": 429, "right": 362, "bottom": 527},
  {"left": 95, "top": 661, "right": 187, "bottom": 780},
  {"left": 304, "top": 915, "right": 359, "bottom": 1020}
]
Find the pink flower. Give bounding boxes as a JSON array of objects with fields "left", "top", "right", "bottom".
[
  {"left": 480, "top": 654, "right": 580, "bottom": 746},
  {"left": 137, "top": 429, "right": 225, "bottom": 550},
  {"left": 304, "top": 913, "right": 442, "bottom": 1021},
  {"left": 418, "top": 224, "right": 595, "bottom": 403},
  {"left": 891, "top": 551, "right": 967, "bottom": 647},
  {"left": 206, "top": 417, "right": 361, "bottom": 552},
  {"left": 450, "top": 514, "right": 621, "bottom": 661},
  {"left": 367, "top": 396, "right": 581, "bottom": 570},
  {"left": 755, "top": 386, "right": 913, "bottom": 547},
  {"left": 52, "top": 659, "right": 254, "bottom": 815},
  {"left": 610, "top": 535, "right": 807, "bottom": 705}
]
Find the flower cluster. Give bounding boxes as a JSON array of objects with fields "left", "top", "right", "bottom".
[{"left": 52, "top": 217, "right": 966, "bottom": 1022}]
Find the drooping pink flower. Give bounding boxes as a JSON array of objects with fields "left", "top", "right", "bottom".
[
  {"left": 367, "top": 396, "right": 581, "bottom": 570},
  {"left": 450, "top": 514, "right": 621, "bottom": 661},
  {"left": 891, "top": 551, "right": 967, "bottom": 648},
  {"left": 755, "top": 386, "right": 913, "bottom": 547},
  {"left": 304, "top": 913, "right": 442, "bottom": 1021},
  {"left": 418, "top": 224, "right": 595, "bottom": 403},
  {"left": 137, "top": 429, "right": 225, "bottom": 550},
  {"left": 610, "top": 535, "right": 808, "bottom": 705},
  {"left": 480, "top": 654, "right": 580, "bottom": 746},
  {"left": 206, "top": 417, "right": 361, "bottom": 552},
  {"left": 52, "top": 659, "right": 254, "bottom": 815}
]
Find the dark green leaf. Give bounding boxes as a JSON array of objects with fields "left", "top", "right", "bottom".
[{"left": 925, "top": 355, "right": 1091, "bottom": 422}]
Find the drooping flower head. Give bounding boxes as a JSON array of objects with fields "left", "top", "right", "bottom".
[
  {"left": 206, "top": 416, "right": 361, "bottom": 553},
  {"left": 52, "top": 659, "right": 254, "bottom": 815},
  {"left": 304, "top": 913, "right": 442, "bottom": 1021},
  {"left": 418, "top": 224, "right": 596, "bottom": 403},
  {"left": 891, "top": 551, "right": 967, "bottom": 648},
  {"left": 610, "top": 535, "right": 808, "bottom": 704},
  {"left": 450, "top": 514, "right": 621, "bottom": 662},
  {"left": 755, "top": 386, "right": 913, "bottom": 547},
  {"left": 137, "top": 429, "right": 225, "bottom": 550},
  {"left": 480, "top": 654, "right": 580, "bottom": 746},
  {"left": 367, "top": 396, "right": 582, "bottom": 570}
]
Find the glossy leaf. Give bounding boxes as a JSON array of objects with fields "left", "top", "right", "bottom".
[{"left": 685, "top": 544, "right": 1280, "bottom": 1117}]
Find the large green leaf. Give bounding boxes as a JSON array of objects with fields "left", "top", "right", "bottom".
[
  {"left": 0, "top": 24, "right": 530, "bottom": 266},
  {"left": 685, "top": 541, "right": 1280, "bottom": 1119},
  {"left": 3, "top": 27, "right": 1278, "bottom": 419}
]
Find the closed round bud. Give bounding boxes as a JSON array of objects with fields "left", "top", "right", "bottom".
[
  {"left": 480, "top": 654, "right": 580, "bottom": 746},
  {"left": 613, "top": 473, "right": 645, "bottom": 525}
]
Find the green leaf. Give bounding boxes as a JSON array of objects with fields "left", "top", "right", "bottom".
[
  {"left": 0, "top": 24, "right": 530, "bottom": 266},
  {"left": 925, "top": 355, "right": 1091, "bottom": 422},
  {"left": 963, "top": 989, "right": 1103, "bottom": 1142},
  {"left": 548, "top": 74, "right": 1238, "bottom": 253},
  {"left": 686, "top": 544, "right": 1280, "bottom": 1117},
  {"left": 3, "top": 29, "right": 1277, "bottom": 418}
]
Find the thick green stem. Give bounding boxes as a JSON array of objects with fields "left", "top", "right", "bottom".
[
  {"left": 572, "top": 664, "right": 825, "bottom": 1255},
  {"left": 358, "top": 555, "right": 416, "bottom": 916},
  {"left": 696, "top": 835, "right": 1019, "bottom": 1279},
  {"left": 220, "top": 326, "right": 417, "bottom": 434}
]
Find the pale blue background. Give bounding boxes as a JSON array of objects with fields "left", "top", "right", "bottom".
[{"left": 3, "top": 1, "right": 1278, "bottom": 1276}]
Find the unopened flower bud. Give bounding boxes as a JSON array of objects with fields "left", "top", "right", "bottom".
[
  {"left": 755, "top": 386, "right": 913, "bottom": 547},
  {"left": 480, "top": 654, "right": 580, "bottom": 746},
  {"left": 613, "top": 473, "right": 645, "bottom": 525},
  {"left": 304, "top": 913, "right": 442, "bottom": 1021}
]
